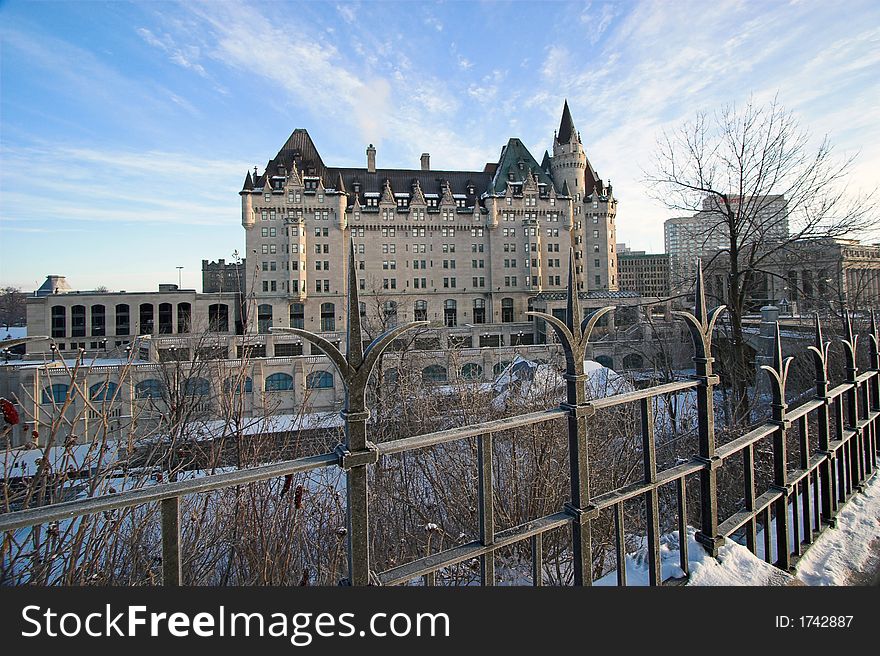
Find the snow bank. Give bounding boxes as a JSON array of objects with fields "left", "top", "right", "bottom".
[{"left": 794, "top": 471, "right": 880, "bottom": 585}]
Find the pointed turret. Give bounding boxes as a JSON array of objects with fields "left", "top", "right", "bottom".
[
  {"left": 560, "top": 180, "right": 572, "bottom": 198},
  {"left": 336, "top": 171, "right": 347, "bottom": 194},
  {"left": 541, "top": 150, "right": 551, "bottom": 173},
  {"left": 241, "top": 170, "right": 254, "bottom": 193},
  {"left": 556, "top": 99, "right": 579, "bottom": 145}
]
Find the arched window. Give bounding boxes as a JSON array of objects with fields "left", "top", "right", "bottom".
[
  {"left": 224, "top": 376, "right": 253, "bottom": 394},
  {"left": 306, "top": 371, "right": 334, "bottom": 389},
  {"left": 209, "top": 303, "right": 229, "bottom": 332},
  {"left": 460, "top": 363, "right": 483, "bottom": 380},
  {"left": 414, "top": 300, "right": 428, "bottom": 322},
  {"left": 422, "top": 365, "right": 448, "bottom": 383},
  {"left": 91, "top": 305, "right": 105, "bottom": 337},
  {"left": 443, "top": 299, "right": 457, "bottom": 327},
  {"left": 139, "top": 303, "right": 154, "bottom": 334},
  {"left": 158, "top": 302, "right": 173, "bottom": 334},
  {"left": 383, "top": 300, "right": 398, "bottom": 327},
  {"left": 265, "top": 372, "right": 294, "bottom": 391},
  {"left": 71, "top": 305, "right": 86, "bottom": 337},
  {"left": 51, "top": 306, "right": 66, "bottom": 338},
  {"left": 182, "top": 377, "right": 210, "bottom": 396},
  {"left": 320, "top": 303, "right": 335, "bottom": 332},
  {"left": 89, "top": 381, "right": 119, "bottom": 401},
  {"left": 41, "top": 384, "right": 69, "bottom": 404},
  {"left": 177, "top": 303, "right": 192, "bottom": 334},
  {"left": 135, "top": 379, "right": 165, "bottom": 399},
  {"left": 473, "top": 299, "right": 486, "bottom": 324},
  {"left": 115, "top": 304, "right": 130, "bottom": 335},
  {"left": 289, "top": 303, "right": 304, "bottom": 329},
  {"left": 493, "top": 361, "right": 512, "bottom": 376},
  {"left": 257, "top": 304, "right": 273, "bottom": 334},
  {"left": 623, "top": 353, "right": 644, "bottom": 369},
  {"left": 501, "top": 297, "right": 514, "bottom": 323}
]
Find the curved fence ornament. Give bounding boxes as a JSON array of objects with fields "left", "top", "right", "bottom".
[
  {"left": 840, "top": 310, "right": 859, "bottom": 381},
  {"left": 672, "top": 260, "right": 727, "bottom": 557},
  {"left": 525, "top": 249, "right": 613, "bottom": 585},
  {"left": 271, "top": 239, "right": 428, "bottom": 585},
  {"left": 760, "top": 322, "right": 795, "bottom": 415},
  {"left": 807, "top": 312, "right": 832, "bottom": 394}
]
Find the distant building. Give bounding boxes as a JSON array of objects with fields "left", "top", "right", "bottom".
[
  {"left": 238, "top": 101, "right": 620, "bottom": 336},
  {"left": 703, "top": 237, "right": 880, "bottom": 314},
  {"left": 665, "top": 195, "right": 788, "bottom": 298},
  {"left": 202, "top": 258, "right": 246, "bottom": 295},
  {"left": 618, "top": 250, "right": 671, "bottom": 298},
  {"left": 25, "top": 277, "right": 242, "bottom": 355}
]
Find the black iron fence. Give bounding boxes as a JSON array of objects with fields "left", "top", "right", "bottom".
[{"left": 1, "top": 249, "right": 877, "bottom": 586}]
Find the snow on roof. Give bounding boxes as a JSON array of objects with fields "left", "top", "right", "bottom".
[
  {"left": 2, "top": 442, "right": 122, "bottom": 478},
  {"left": 491, "top": 355, "right": 632, "bottom": 408}
]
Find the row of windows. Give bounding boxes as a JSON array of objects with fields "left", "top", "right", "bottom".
[
  {"left": 40, "top": 372, "right": 335, "bottom": 404},
  {"left": 49, "top": 303, "right": 221, "bottom": 338}
]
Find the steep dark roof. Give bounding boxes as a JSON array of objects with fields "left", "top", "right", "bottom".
[
  {"left": 337, "top": 167, "right": 490, "bottom": 205},
  {"left": 251, "top": 129, "right": 568, "bottom": 205},
  {"left": 556, "top": 100, "right": 578, "bottom": 145},
  {"left": 258, "top": 129, "right": 329, "bottom": 188},
  {"left": 540, "top": 150, "right": 551, "bottom": 173},
  {"left": 490, "top": 138, "right": 556, "bottom": 194},
  {"left": 241, "top": 170, "right": 254, "bottom": 192}
]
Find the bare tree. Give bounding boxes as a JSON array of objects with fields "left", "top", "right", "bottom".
[
  {"left": 0, "top": 287, "right": 26, "bottom": 329},
  {"left": 646, "top": 95, "right": 877, "bottom": 425}
]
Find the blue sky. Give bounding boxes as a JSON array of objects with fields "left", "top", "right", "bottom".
[{"left": 1, "top": 0, "right": 878, "bottom": 292}]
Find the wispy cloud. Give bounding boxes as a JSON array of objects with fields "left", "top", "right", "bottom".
[
  {"left": 1, "top": 143, "right": 247, "bottom": 227},
  {"left": 336, "top": 3, "right": 357, "bottom": 24},
  {"left": 136, "top": 27, "right": 209, "bottom": 78}
]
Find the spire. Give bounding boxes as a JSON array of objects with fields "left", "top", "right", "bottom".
[
  {"left": 242, "top": 170, "right": 254, "bottom": 191},
  {"left": 560, "top": 180, "right": 571, "bottom": 197},
  {"left": 556, "top": 99, "right": 578, "bottom": 145},
  {"left": 541, "top": 150, "right": 551, "bottom": 173},
  {"left": 336, "top": 171, "right": 347, "bottom": 194}
]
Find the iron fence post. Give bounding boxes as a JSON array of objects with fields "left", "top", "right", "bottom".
[
  {"left": 161, "top": 496, "right": 182, "bottom": 586},
  {"left": 841, "top": 312, "right": 865, "bottom": 492},
  {"left": 527, "top": 251, "right": 612, "bottom": 586},
  {"left": 762, "top": 322, "right": 793, "bottom": 571},
  {"left": 271, "top": 241, "right": 427, "bottom": 586},
  {"left": 809, "top": 314, "right": 835, "bottom": 526},
  {"left": 868, "top": 312, "right": 879, "bottom": 474},
  {"left": 674, "top": 262, "right": 725, "bottom": 558}
]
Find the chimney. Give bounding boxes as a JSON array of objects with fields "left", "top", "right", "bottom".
[
  {"left": 420, "top": 153, "right": 430, "bottom": 171},
  {"left": 367, "top": 144, "right": 376, "bottom": 173}
]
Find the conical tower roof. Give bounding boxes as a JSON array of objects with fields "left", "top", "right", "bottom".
[{"left": 556, "top": 100, "right": 578, "bottom": 144}]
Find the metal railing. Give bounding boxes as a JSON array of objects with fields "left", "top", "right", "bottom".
[{"left": 1, "top": 249, "right": 878, "bottom": 586}]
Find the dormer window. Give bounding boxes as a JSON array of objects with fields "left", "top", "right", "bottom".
[{"left": 353, "top": 183, "right": 360, "bottom": 193}]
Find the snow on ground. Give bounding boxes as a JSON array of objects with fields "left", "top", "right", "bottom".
[
  {"left": 590, "top": 529, "right": 794, "bottom": 586},
  {"left": 591, "top": 473, "right": 880, "bottom": 586},
  {"left": 794, "top": 471, "right": 880, "bottom": 585},
  {"left": 2, "top": 326, "right": 27, "bottom": 340},
  {"left": 686, "top": 538, "right": 794, "bottom": 586}
]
